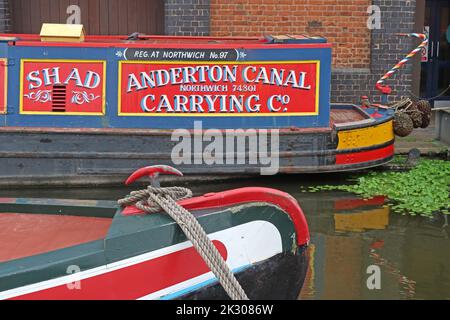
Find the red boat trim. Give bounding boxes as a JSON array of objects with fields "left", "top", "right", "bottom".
[
  {"left": 9, "top": 240, "right": 227, "bottom": 300},
  {"left": 12, "top": 41, "right": 332, "bottom": 49},
  {"left": 3, "top": 33, "right": 262, "bottom": 42},
  {"left": 122, "top": 187, "right": 310, "bottom": 246},
  {"left": 335, "top": 144, "right": 394, "bottom": 165}
]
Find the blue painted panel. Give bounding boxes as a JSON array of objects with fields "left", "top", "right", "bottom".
[{"left": 1, "top": 44, "right": 332, "bottom": 129}]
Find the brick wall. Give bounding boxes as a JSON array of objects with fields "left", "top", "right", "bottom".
[
  {"left": 210, "top": 0, "right": 372, "bottom": 70},
  {"left": 0, "top": 0, "right": 10, "bottom": 33},
  {"left": 332, "top": 0, "right": 417, "bottom": 104},
  {"left": 210, "top": 0, "right": 417, "bottom": 104},
  {"left": 4, "top": 0, "right": 418, "bottom": 104},
  {"left": 165, "top": 0, "right": 210, "bottom": 36}
]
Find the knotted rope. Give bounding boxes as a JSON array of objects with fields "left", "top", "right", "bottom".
[{"left": 118, "top": 186, "right": 249, "bottom": 300}]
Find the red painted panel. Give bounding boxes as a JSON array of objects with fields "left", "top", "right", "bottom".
[
  {"left": 21, "top": 60, "right": 105, "bottom": 114},
  {"left": 10, "top": 240, "right": 227, "bottom": 300},
  {"left": 119, "top": 62, "right": 318, "bottom": 116},
  {"left": 335, "top": 145, "right": 394, "bottom": 165}
]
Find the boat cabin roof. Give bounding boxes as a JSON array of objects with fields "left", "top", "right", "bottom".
[{"left": 0, "top": 34, "right": 330, "bottom": 48}]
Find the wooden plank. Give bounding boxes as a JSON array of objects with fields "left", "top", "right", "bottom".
[
  {"left": 78, "top": 0, "right": 90, "bottom": 31},
  {"left": 9, "top": 0, "right": 164, "bottom": 36},
  {"left": 108, "top": 0, "right": 119, "bottom": 35},
  {"left": 136, "top": 0, "right": 147, "bottom": 35},
  {"left": 98, "top": 0, "right": 109, "bottom": 35},
  {"left": 58, "top": 0, "right": 70, "bottom": 25},
  {"left": 148, "top": 0, "right": 158, "bottom": 35},
  {"left": 127, "top": 0, "right": 138, "bottom": 35},
  {"left": 30, "top": 0, "right": 41, "bottom": 33},
  {"left": 154, "top": 0, "right": 165, "bottom": 35},
  {"left": 40, "top": 0, "right": 51, "bottom": 24},
  {"left": 20, "top": 0, "right": 31, "bottom": 33},
  {"left": 49, "top": 0, "right": 61, "bottom": 23},
  {"left": 88, "top": 0, "right": 100, "bottom": 34},
  {"left": 10, "top": 0, "right": 21, "bottom": 33},
  {"left": 117, "top": 0, "right": 129, "bottom": 35},
  {"left": 144, "top": 0, "right": 150, "bottom": 35}
]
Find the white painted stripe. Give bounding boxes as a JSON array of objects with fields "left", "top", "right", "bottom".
[
  {"left": 0, "top": 220, "right": 282, "bottom": 300},
  {"left": 138, "top": 221, "right": 283, "bottom": 300}
]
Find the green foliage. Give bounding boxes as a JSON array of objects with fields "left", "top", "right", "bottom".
[{"left": 302, "top": 159, "right": 450, "bottom": 217}]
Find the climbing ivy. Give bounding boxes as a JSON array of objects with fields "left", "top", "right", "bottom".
[{"left": 302, "top": 159, "right": 450, "bottom": 217}]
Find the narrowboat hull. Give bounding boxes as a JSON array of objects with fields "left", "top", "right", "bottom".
[
  {"left": 0, "top": 105, "right": 394, "bottom": 187},
  {"left": 0, "top": 32, "right": 395, "bottom": 186},
  {"left": 0, "top": 187, "right": 310, "bottom": 300}
]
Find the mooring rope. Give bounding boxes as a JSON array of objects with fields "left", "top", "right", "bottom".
[
  {"left": 407, "top": 85, "right": 450, "bottom": 101},
  {"left": 118, "top": 186, "right": 249, "bottom": 300}
]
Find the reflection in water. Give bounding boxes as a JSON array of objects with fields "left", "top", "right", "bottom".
[
  {"left": 299, "top": 244, "right": 316, "bottom": 299},
  {"left": 298, "top": 191, "right": 450, "bottom": 300},
  {"left": 369, "top": 243, "right": 416, "bottom": 299},
  {"left": 1, "top": 174, "right": 449, "bottom": 299}
]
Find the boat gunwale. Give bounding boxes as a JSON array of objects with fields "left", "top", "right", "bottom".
[
  {"left": 0, "top": 116, "right": 393, "bottom": 136},
  {"left": 5, "top": 40, "right": 333, "bottom": 50},
  {"left": 0, "top": 126, "right": 333, "bottom": 135},
  {"left": 0, "top": 198, "right": 118, "bottom": 218},
  {"left": 278, "top": 155, "right": 394, "bottom": 173},
  {"left": 334, "top": 115, "right": 393, "bottom": 131}
]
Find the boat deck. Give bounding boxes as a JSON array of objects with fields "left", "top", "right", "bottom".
[
  {"left": 330, "top": 108, "right": 367, "bottom": 124},
  {"left": 0, "top": 213, "right": 112, "bottom": 263}
]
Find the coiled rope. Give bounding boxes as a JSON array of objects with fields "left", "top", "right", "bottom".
[{"left": 118, "top": 186, "right": 249, "bottom": 300}]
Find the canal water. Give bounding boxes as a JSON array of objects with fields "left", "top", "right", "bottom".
[{"left": 2, "top": 173, "right": 449, "bottom": 300}]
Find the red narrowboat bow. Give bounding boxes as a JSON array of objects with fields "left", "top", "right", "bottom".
[{"left": 0, "top": 165, "right": 310, "bottom": 300}]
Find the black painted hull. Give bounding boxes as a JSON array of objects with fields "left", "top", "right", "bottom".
[
  {"left": 178, "top": 247, "right": 309, "bottom": 300},
  {"left": 0, "top": 113, "right": 394, "bottom": 187}
]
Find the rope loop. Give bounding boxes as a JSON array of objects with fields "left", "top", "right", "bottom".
[{"left": 118, "top": 186, "right": 249, "bottom": 300}]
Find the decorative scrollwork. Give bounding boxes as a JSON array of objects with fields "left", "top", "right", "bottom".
[
  {"left": 71, "top": 91, "right": 101, "bottom": 105},
  {"left": 23, "top": 90, "right": 52, "bottom": 103}
]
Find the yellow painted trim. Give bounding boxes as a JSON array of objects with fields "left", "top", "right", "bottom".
[
  {"left": 0, "top": 58, "right": 7, "bottom": 114},
  {"left": 20, "top": 59, "right": 106, "bottom": 116},
  {"left": 118, "top": 60, "right": 321, "bottom": 117},
  {"left": 337, "top": 120, "right": 394, "bottom": 150},
  {"left": 334, "top": 207, "right": 389, "bottom": 233}
]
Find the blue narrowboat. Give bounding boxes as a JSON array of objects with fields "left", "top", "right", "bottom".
[{"left": 0, "top": 25, "right": 396, "bottom": 186}]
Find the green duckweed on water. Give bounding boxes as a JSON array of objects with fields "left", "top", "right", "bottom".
[{"left": 301, "top": 158, "right": 450, "bottom": 217}]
